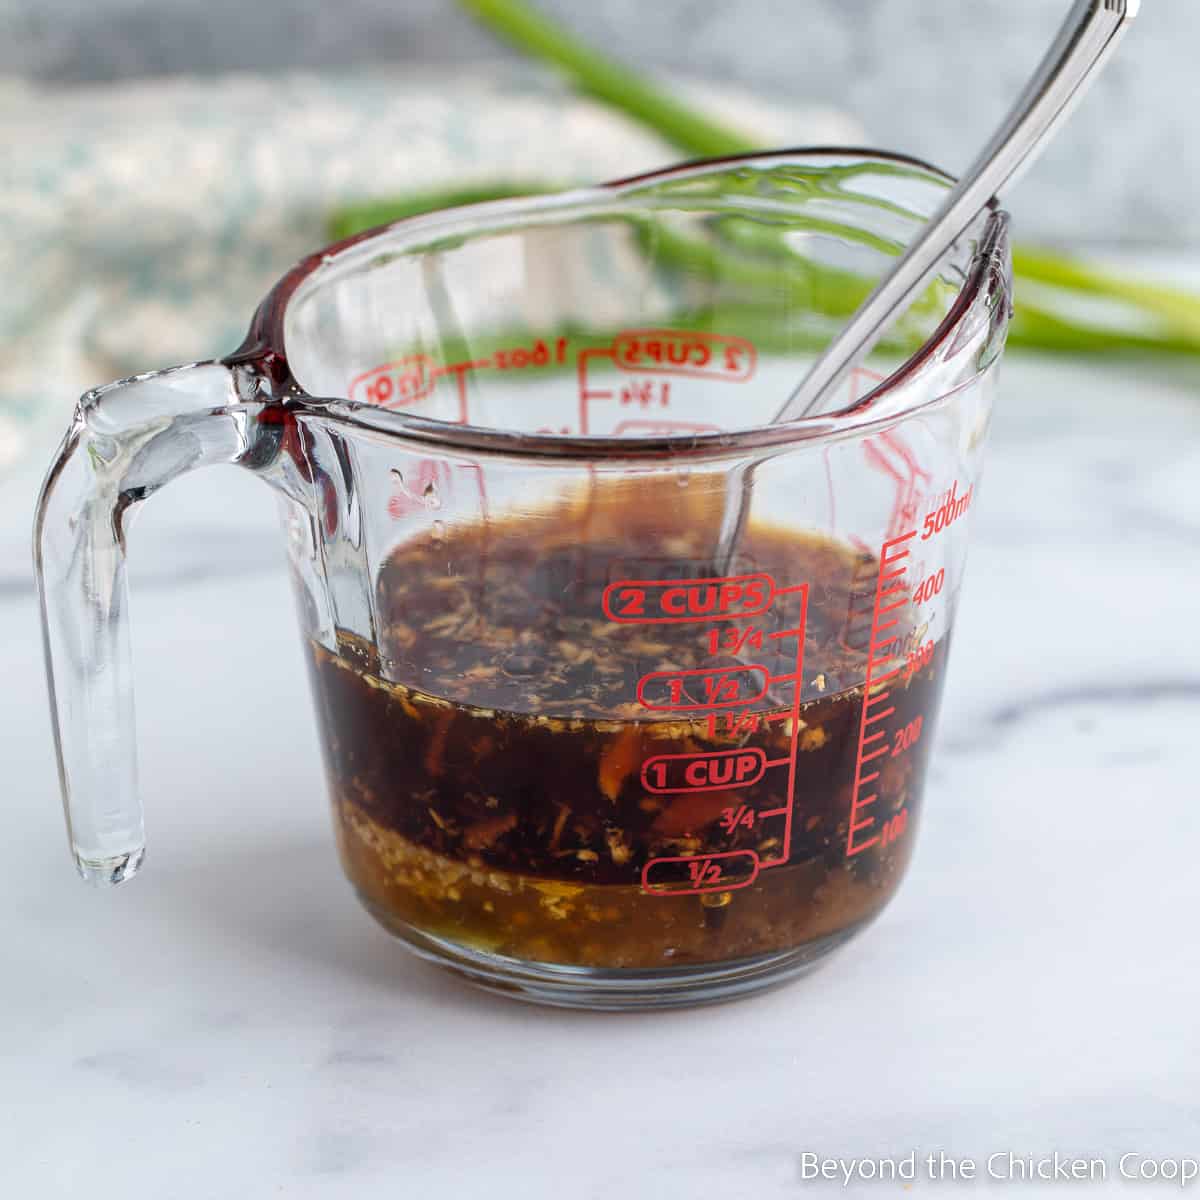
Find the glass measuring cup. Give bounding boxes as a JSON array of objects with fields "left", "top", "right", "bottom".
[{"left": 35, "top": 150, "right": 1011, "bottom": 1009}]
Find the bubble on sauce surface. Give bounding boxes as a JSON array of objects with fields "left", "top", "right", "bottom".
[{"left": 502, "top": 651, "right": 547, "bottom": 679}]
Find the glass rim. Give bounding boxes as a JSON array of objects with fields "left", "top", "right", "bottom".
[{"left": 226, "top": 147, "right": 1011, "bottom": 461}]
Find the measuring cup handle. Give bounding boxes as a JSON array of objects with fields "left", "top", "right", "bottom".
[{"left": 33, "top": 361, "right": 284, "bottom": 886}]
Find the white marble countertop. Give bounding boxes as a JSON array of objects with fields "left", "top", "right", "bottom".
[{"left": 2, "top": 351, "right": 1198, "bottom": 1197}]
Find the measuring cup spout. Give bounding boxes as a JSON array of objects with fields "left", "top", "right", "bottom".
[{"left": 33, "top": 361, "right": 295, "bottom": 885}]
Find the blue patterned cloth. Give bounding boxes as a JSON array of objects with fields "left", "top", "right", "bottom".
[{"left": 0, "top": 68, "right": 857, "bottom": 471}]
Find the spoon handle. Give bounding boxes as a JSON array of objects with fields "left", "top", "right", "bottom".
[{"left": 775, "top": 0, "right": 1140, "bottom": 423}]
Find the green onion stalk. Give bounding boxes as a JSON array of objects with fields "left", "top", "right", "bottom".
[{"left": 328, "top": 0, "right": 1200, "bottom": 363}]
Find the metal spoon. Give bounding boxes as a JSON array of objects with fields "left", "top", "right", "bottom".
[{"left": 717, "top": 0, "right": 1140, "bottom": 559}]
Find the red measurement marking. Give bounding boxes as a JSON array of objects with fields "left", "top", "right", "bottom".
[
  {"left": 719, "top": 805, "right": 756, "bottom": 833},
  {"left": 579, "top": 330, "right": 752, "bottom": 434},
  {"left": 442, "top": 362, "right": 471, "bottom": 424},
  {"left": 576, "top": 347, "right": 609, "bottom": 435},
  {"left": 703, "top": 710, "right": 791, "bottom": 740},
  {"left": 391, "top": 338, "right": 567, "bottom": 400},
  {"left": 921, "top": 479, "right": 974, "bottom": 540},
  {"left": 706, "top": 711, "right": 761, "bottom": 738},
  {"left": 868, "top": 642, "right": 900, "bottom": 669},
  {"left": 484, "top": 338, "right": 564, "bottom": 371},
  {"left": 638, "top": 582, "right": 806, "bottom": 895},
  {"left": 603, "top": 573, "right": 775, "bottom": 625},
  {"left": 879, "top": 807, "right": 909, "bottom": 848},
  {"left": 768, "top": 625, "right": 804, "bottom": 641},
  {"left": 637, "top": 665, "right": 769, "bottom": 711},
  {"left": 349, "top": 356, "right": 434, "bottom": 408},
  {"left": 847, "top": 530, "right": 920, "bottom": 857},
  {"left": 903, "top": 639, "right": 935, "bottom": 681},
  {"left": 611, "top": 329, "right": 756, "bottom": 382},
  {"left": 892, "top": 716, "right": 923, "bottom": 756},
  {"left": 911, "top": 568, "right": 946, "bottom": 606},
  {"left": 641, "top": 748, "right": 767, "bottom": 794},
  {"left": 708, "top": 625, "right": 764, "bottom": 655},
  {"left": 619, "top": 378, "right": 671, "bottom": 408},
  {"left": 641, "top": 850, "right": 760, "bottom": 896},
  {"left": 758, "top": 584, "right": 808, "bottom": 873},
  {"left": 882, "top": 529, "right": 917, "bottom": 557}
]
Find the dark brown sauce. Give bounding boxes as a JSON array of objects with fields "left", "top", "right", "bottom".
[{"left": 306, "top": 496, "right": 947, "bottom": 969}]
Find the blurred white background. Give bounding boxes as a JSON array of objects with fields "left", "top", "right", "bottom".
[{"left": 0, "top": 0, "right": 1188, "bottom": 245}]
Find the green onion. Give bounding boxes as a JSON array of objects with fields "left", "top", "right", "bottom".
[
  {"left": 327, "top": 2, "right": 1200, "bottom": 362},
  {"left": 327, "top": 182, "right": 549, "bottom": 243},
  {"left": 457, "top": 0, "right": 756, "bottom": 158},
  {"left": 440, "top": 0, "right": 1200, "bottom": 361},
  {"left": 330, "top": 181, "right": 1200, "bottom": 360}
]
